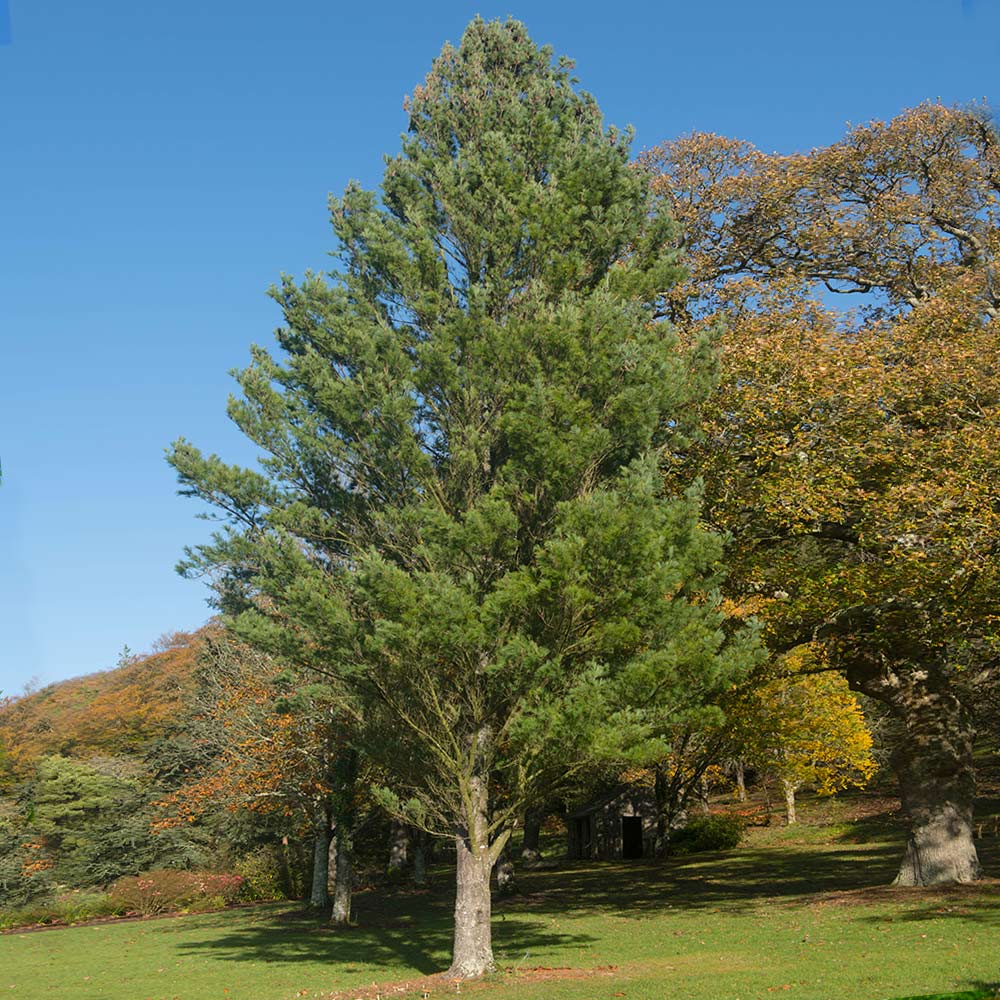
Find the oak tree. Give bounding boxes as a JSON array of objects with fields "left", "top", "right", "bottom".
[{"left": 647, "top": 105, "right": 1000, "bottom": 884}]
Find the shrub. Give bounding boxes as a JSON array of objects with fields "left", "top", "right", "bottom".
[
  {"left": 233, "top": 848, "right": 290, "bottom": 902},
  {"left": 108, "top": 869, "right": 244, "bottom": 916},
  {"left": 0, "top": 891, "right": 123, "bottom": 930},
  {"left": 0, "top": 903, "right": 59, "bottom": 930},
  {"left": 672, "top": 814, "right": 744, "bottom": 854},
  {"left": 53, "top": 889, "right": 122, "bottom": 922}
]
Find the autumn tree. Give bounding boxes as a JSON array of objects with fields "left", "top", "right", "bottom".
[
  {"left": 155, "top": 637, "right": 363, "bottom": 923},
  {"left": 731, "top": 648, "right": 877, "bottom": 825},
  {"left": 646, "top": 104, "right": 1000, "bottom": 884},
  {"left": 169, "top": 18, "right": 753, "bottom": 977}
]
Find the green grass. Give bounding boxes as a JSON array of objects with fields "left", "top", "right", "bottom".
[{"left": 2, "top": 810, "right": 998, "bottom": 1000}]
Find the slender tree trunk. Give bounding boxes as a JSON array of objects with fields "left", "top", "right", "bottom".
[
  {"left": 734, "top": 760, "right": 747, "bottom": 802},
  {"left": 445, "top": 773, "right": 499, "bottom": 979},
  {"left": 413, "top": 831, "right": 427, "bottom": 886},
  {"left": 309, "top": 811, "right": 331, "bottom": 909},
  {"left": 331, "top": 830, "right": 353, "bottom": 923},
  {"left": 697, "top": 775, "right": 711, "bottom": 814},
  {"left": 845, "top": 654, "right": 981, "bottom": 885},
  {"left": 782, "top": 780, "right": 797, "bottom": 826},
  {"left": 388, "top": 821, "right": 410, "bottom": 874},
  {"left": 496, "top": 848, "right": 516, "bottom": 895},
  {"left": 329, "top": 748, "right": 359, "bottom": 924},
  {"left": 521, "top": 808, "right": 542, "bottom": 862}
]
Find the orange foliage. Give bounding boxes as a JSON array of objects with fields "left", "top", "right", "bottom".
[{"left": 0, "top": 630, "right": 210, "bottom": 777}]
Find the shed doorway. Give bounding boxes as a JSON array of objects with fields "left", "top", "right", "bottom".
[{"left": 621, "top": 815, "right": 643, "bottom": 859}]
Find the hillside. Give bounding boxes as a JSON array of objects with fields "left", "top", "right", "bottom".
[{"left": 0, "top": 629, "right": 208, "bottom": 775}]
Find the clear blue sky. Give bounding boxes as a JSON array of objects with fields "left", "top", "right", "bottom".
[{"left": 1, "top": 0, "right": 997, "bottom": 691}]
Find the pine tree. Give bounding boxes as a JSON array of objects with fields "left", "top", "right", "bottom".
[{"left": 169, "top": 18, "right": 753, "bottom": 977}]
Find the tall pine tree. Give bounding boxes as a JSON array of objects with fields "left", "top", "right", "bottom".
[{"left": 170, "top": 18, "right": 753, "bottom": 977}]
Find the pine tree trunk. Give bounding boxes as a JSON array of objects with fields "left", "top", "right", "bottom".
[
  {"left": 309, "top": 812, "right": 331, "bottom": 909},
  {"left": 521, "top": 808, "right": 541, "bottom": 862},
  {"left": 782, "top": 780, "right": 797, "bottom": 825},
  {"left": 844, "top": 652, "right": 982, "bottom": 885},
  {"left": 330, "top": 749, "right": 359, "bottom": 924},
  {"left": 331, "top": 830, "right": 353, "bottom": 924},
  {"left": 445, "top": 774, "right": 495, "bottom": 979}
]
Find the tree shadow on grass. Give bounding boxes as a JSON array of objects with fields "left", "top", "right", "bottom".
[
  {"left": 848, "top": 886, "right": 1000, "bottom": 926},
  {"left": 889, "top": 986, "right": 1000, "bottom": 1000},
  {"left": 502, "top": 843, "right": 903, "bottom": 918},
  {"left": 174, "top": 901, "right": 596, "bottom": 977}
]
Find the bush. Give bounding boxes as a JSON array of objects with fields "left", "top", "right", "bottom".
[
  {"left": 0, "top": 891, "right": 122, "bottom": 930},
  {"left": 108, "top": 869, "right": 244, "bottom": 916},
  {"left": 233, "top": 848, "right": 290, "bottom": 902},
  {"left": 52, "top": 889, "right": 123, "bottom": 922},
  {"left": 672, "top": 814, "right": 744, "bottom": 854}
]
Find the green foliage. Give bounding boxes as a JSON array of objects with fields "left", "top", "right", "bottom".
[
  {"left": 167, "top": 21, "right": 753, "bottom": 901},
  {"left": 233, "top": 846, "right": 296, "bottom": 902},
  {"left": 0, "top": 631, "right": 238, "bottom": 905},
  {"left": 671, "top": 813, "right": 744, "bottom": 854},
  {"left": 0, "top": 890, "right": 123, "bottom": 930}
]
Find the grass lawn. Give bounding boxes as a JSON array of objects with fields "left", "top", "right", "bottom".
[{"left": 3, "top": 800, "right": 998, "bottom": 1000}]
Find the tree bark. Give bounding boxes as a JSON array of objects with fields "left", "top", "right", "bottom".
[
  {"left": 331, "top": 829, "right": 353, "bottom": 924},
  {"left": 388, "top": 821, "right": 410, "bottom": 874},
  {"left": 734, "top": 760, "right": 747, "bottom": 802},
  {"left": 308, "top": 811, "right": 331, "bottom": 909},
  {"left": 782, "top": 779, "right": 797, "bottom": 826},
  {"left": 329, "top": 748, "right": 359, "bottom": 924},
  {"left": 445, "top": 773, "right": 498, "bottom": 979},
  {"left": 521, "top": 808, "right": 542, "bottom": 862},
  {"left": 495, "top": 849, "right": 516, "bottom": 895},
  {"left": 413, "top": 833, "right": 427, "bottom": 886},
  {"left": 891, "top": 700, "right": 980, "bottom": 885},
  {"left": 845, "top": 653, "right": 982, "bottom": 885},
  {"left": 697, "top": 775, "right": 711, "bottom": 814}
]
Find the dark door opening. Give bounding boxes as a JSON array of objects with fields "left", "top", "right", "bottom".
[{"left": 621, "top": 816, "right": 643, "bottom": 859}]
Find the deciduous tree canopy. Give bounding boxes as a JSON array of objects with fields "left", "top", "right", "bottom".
[{"left": 647, "top": 104, "right": 1000, "bottom": 885}]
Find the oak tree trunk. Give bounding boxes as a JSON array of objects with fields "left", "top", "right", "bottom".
[
  {"left": 891, "top": 698, "right": 980, "bottom": 885},
  {"left": 846, "top": 654, "right": 982, "bottom": 885}
]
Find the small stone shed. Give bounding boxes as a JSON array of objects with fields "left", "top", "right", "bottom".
[{"left": 567, "top": 785, "right": 658, "bottom": 860}]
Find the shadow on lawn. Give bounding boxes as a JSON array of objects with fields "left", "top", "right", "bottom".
[
  {"left": 503, "top": 842, "right": 902, "bottom": 918},
  {"left": 175, "top": 834, "right": 999, "bottom": 973},
  {"left": 174, "top": 902, "right": 597, "bottom": 976}
]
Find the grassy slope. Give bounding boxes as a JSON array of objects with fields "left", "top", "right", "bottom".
[{"left": 2, "top": 802, "right": 998, "bottom": 1000}]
